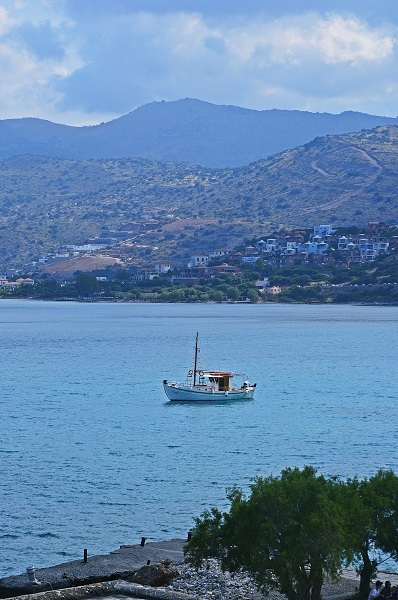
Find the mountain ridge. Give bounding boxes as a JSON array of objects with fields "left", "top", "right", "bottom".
[{"left": 1, "top": 98, "right": 398, "bottom": 167}]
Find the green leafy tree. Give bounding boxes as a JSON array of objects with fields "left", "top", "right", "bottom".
[
  {"left": 115, "top": 269, "right": 132, "bottom": 283},
  {"left": 75, "top": 272, "right": 101, "bottom": 296},
  {"left": 246, "top": 288, "right": 259, "bottom": 302},
  {"left": 340, "top": 470, "right": 398, "bottom": 600},
  {"left": 210, "top": 290, "right": 224, "bottom": 302},
  {"left": 226, "top": 286, "right": 239, "bottom": 301},
  {"left": 36, "top": 278, "right": 61, "bottom": 299},
  {"left": 255, "top": 257, "right": 265, "bottom": 273},
  {"left": 185, "top": 466, "right": 346, "bottom": 600}
]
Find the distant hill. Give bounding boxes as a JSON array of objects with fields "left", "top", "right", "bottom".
[
  {"left": 1, "top": 99, "right": 398, "bottom": 167},
  {"left": 1, "top": 124, "right": 398, "bottom": 273}
]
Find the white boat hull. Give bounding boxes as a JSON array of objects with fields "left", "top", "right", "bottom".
[{"left": 163, "top": 382, "right": 254, "bottom": 402}]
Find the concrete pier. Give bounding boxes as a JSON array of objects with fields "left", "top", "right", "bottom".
[{"left": 0, "top": 539, "right": 186, "bottom": 599}]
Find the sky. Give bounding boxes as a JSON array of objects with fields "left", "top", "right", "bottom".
[{"left": 0, "top": 0, "right": 398, "bottom": 125}]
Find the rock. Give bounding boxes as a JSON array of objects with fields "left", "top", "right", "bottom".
[{"left": 129, "top": 561, "right": 180, "bottom": 587}]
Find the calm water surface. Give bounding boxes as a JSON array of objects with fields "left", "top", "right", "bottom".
[{"left": 1, "top": 300, "right": 398, "bottom": 577}]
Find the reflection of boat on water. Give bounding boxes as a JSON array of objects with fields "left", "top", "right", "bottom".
[{"left": 163, "top": 332, "right": 256, "bottom": 402}]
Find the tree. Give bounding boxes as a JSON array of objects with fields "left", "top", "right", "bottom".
[
  {"left": 75, "top": 272, "right": 101, "bottom": 296},
  {"left": 255, "top": 257, "right": 265, "bottom": 273},
  {"left": 340, "top": 470, "right": 398, "bottom": 600},
  {"left": 210, "top": 290, "right": 224, "bottom": 302},
  {"left": 226, "top": 286, "right": 239, "bottom": 301},
  {"left": 246, "top": 288, "right": 259, "bottom": 303},
  {"left": 185, "top": 466, "right": 346, "bottom": 600},
  {"left": 115, "top": 269, "right": 132, "bottom": 283},
  {"left": 37, "top": 278, "right": 61, "bottom": 299}
]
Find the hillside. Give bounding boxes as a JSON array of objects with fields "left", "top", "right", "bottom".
[
  {"left": 1, "top": 99, "right": 398, "bottom": 167},
  {"left": 1, "top": 125, "right": 398, "bottom": 273}
]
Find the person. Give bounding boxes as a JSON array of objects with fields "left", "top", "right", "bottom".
[
  {"left": 369, "top": 581, "right": 383, "bottom": 600},
  {"left": 381, "top": 581, "right": 392, "bottom": 599}
]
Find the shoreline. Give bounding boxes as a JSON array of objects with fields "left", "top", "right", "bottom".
[
  {"left": 1, "top": 297, "right": 398, "bottom": 306},
  {"left": 1, "top": 538, "right": 397, "bottom": 600}
]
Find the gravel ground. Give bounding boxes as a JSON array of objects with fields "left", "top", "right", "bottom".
[{"left": 166, "top": 559, "right": 360, "bottom": 600}]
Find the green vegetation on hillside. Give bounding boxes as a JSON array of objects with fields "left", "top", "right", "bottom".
[{"left": 0, "top": 125, "right": 398, "bottom": 273}]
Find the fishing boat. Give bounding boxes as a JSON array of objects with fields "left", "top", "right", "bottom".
[{"left": 163, "top": 333, "right": 256, "bottom": 402}]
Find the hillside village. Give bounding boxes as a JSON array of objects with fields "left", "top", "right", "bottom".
[
  {"left": 2, "top": 125, "right": 398, "bottom": 277},
  {"left": 1, "top": 220, "right": 397, "bottom": 302}
]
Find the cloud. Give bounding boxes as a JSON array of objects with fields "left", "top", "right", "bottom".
[
  {"left": 0, "top": 1, "right": 397, "bottom": 123},
  {"left": 10, "top": 20, "right": 66, "bottom": 60},
  {"left": 218, "top": 14, "right": 395, "bottom": 66},
  {"left": 0, "top": 5, "right": 15, "bottom": 35},
  {"left": 63, "top": 0, "right": 398, "bottom": 23},
  {"left": 56, "top": 11, "right": 397, "bottom": 116},
  {"left": 0, "top": 5, "right": 56, "bottom": 113},
  {"left": 316, "top": 15, "right": 395, "bottom": 64}
]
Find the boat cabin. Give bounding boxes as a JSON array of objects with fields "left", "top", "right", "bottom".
[{"left": 201, "top": 371, "right": 233, "bottom": 391}]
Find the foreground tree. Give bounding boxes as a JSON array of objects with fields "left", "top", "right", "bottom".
[
  {"left": 185, "top": 466, "right": 345, "bottom": 600},
  {"left": 340, "top": 470, "right": 398, "bottom": 600}
]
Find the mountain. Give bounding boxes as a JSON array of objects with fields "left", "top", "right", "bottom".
[
  {"left": 1, "top": 124, "right": 398, "bottom": 273},
  {"left": 1, "top": 99, "right": 398, "bottom": 167}
]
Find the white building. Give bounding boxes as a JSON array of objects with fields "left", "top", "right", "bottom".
[
  {"left": 313, "top": 225, "right": 334, "bottom": 238},
  {"left": 357, "top": 240, "right": 389, "bottom": 261},
  {"left": 136, "top": 267, "right": 158, "bottom": 281},
  {"left": 338, "top": 236, "right": 389, "bottom": 261},
  {"left": 255, "top": 278, "right": 270, "bottom": 291},
  {"left": 264, "top": 286, "right": 281, "bottom": 295},
  {"left": 299, "top": 241, "right": 328, "bottom": 254},
  {"left": 154, "top": 261, "right": 172, "bottom": 274},
  {"left": 189, "top": 254, "right": 208, "bottom": 267},
  {"left": 209, "top": 249, "right": 230, "bottom": 260}
]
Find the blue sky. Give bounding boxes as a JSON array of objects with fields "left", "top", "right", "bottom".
[{"left": 1, "top": 0, "right": 397, "bottom": 125}]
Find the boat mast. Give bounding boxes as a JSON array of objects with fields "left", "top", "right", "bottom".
[{"left": 193, "top": 332, "right": 199, "bottom": 386}]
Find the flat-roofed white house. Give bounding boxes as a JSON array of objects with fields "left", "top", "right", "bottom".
[
  {"left": 255, "top": 278, "right": 270, "bottom": 291},
  {"left": 313, "top": 225, "right": 334, "bottom": 238},
  {"left": 299, "top": 241, "right": 328, "bottom": 254},
  {"left": 154, "top": 261, "right": 172, "bottom": 274},
  {"left": 209, "top": 248, "right": 230, "bottom": 260},
  {"left": 136, "top": 267, "right": 158, "bottom": 281},
  {"left": 189, "top": 254, "right": 208, "bottom": 267}
]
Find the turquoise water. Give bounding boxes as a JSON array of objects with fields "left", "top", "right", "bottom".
[{"left": 1, "top": 300, "right": 398, "bottom": 577}]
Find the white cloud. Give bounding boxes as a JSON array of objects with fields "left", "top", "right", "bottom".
[
  {"left": 0, "top": 40, "right": 62, "bottom": 114},
  {"left": 0, "top": 3, "right": 397, "bottom": 123},
  {"left": 315, "top": 15, "right": 395, "bottom": 64},
  {"left": 0, "top": 5, "right": 16, "bottom": 35},
  {"left": 219, "top": 14, "right": 395, "bottom": 67}
]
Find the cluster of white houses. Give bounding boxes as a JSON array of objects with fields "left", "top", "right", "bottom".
[
  {"left": 5, "top": 221, "right": 395, "bottom": 286},
  {"left": 252, "top": 224, "right": 391, "bottom": 267},
  {"left": 183, "top": 222, "right": 394, "bottom": 273},
  {"left": 134, "top": 225, "right": 391, "bottom": 284}
]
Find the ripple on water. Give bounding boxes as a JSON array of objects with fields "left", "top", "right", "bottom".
[{"left": 1, "top": 302, "right": 398, "bottom": 577}]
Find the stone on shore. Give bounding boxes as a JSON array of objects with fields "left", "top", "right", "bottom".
[{"left": 129, "top": 561, "right": 180, "bottom": 587}]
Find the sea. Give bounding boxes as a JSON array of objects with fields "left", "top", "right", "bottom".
[{"left": 1, "top": 300, "right": 398, "bottom": 578}]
